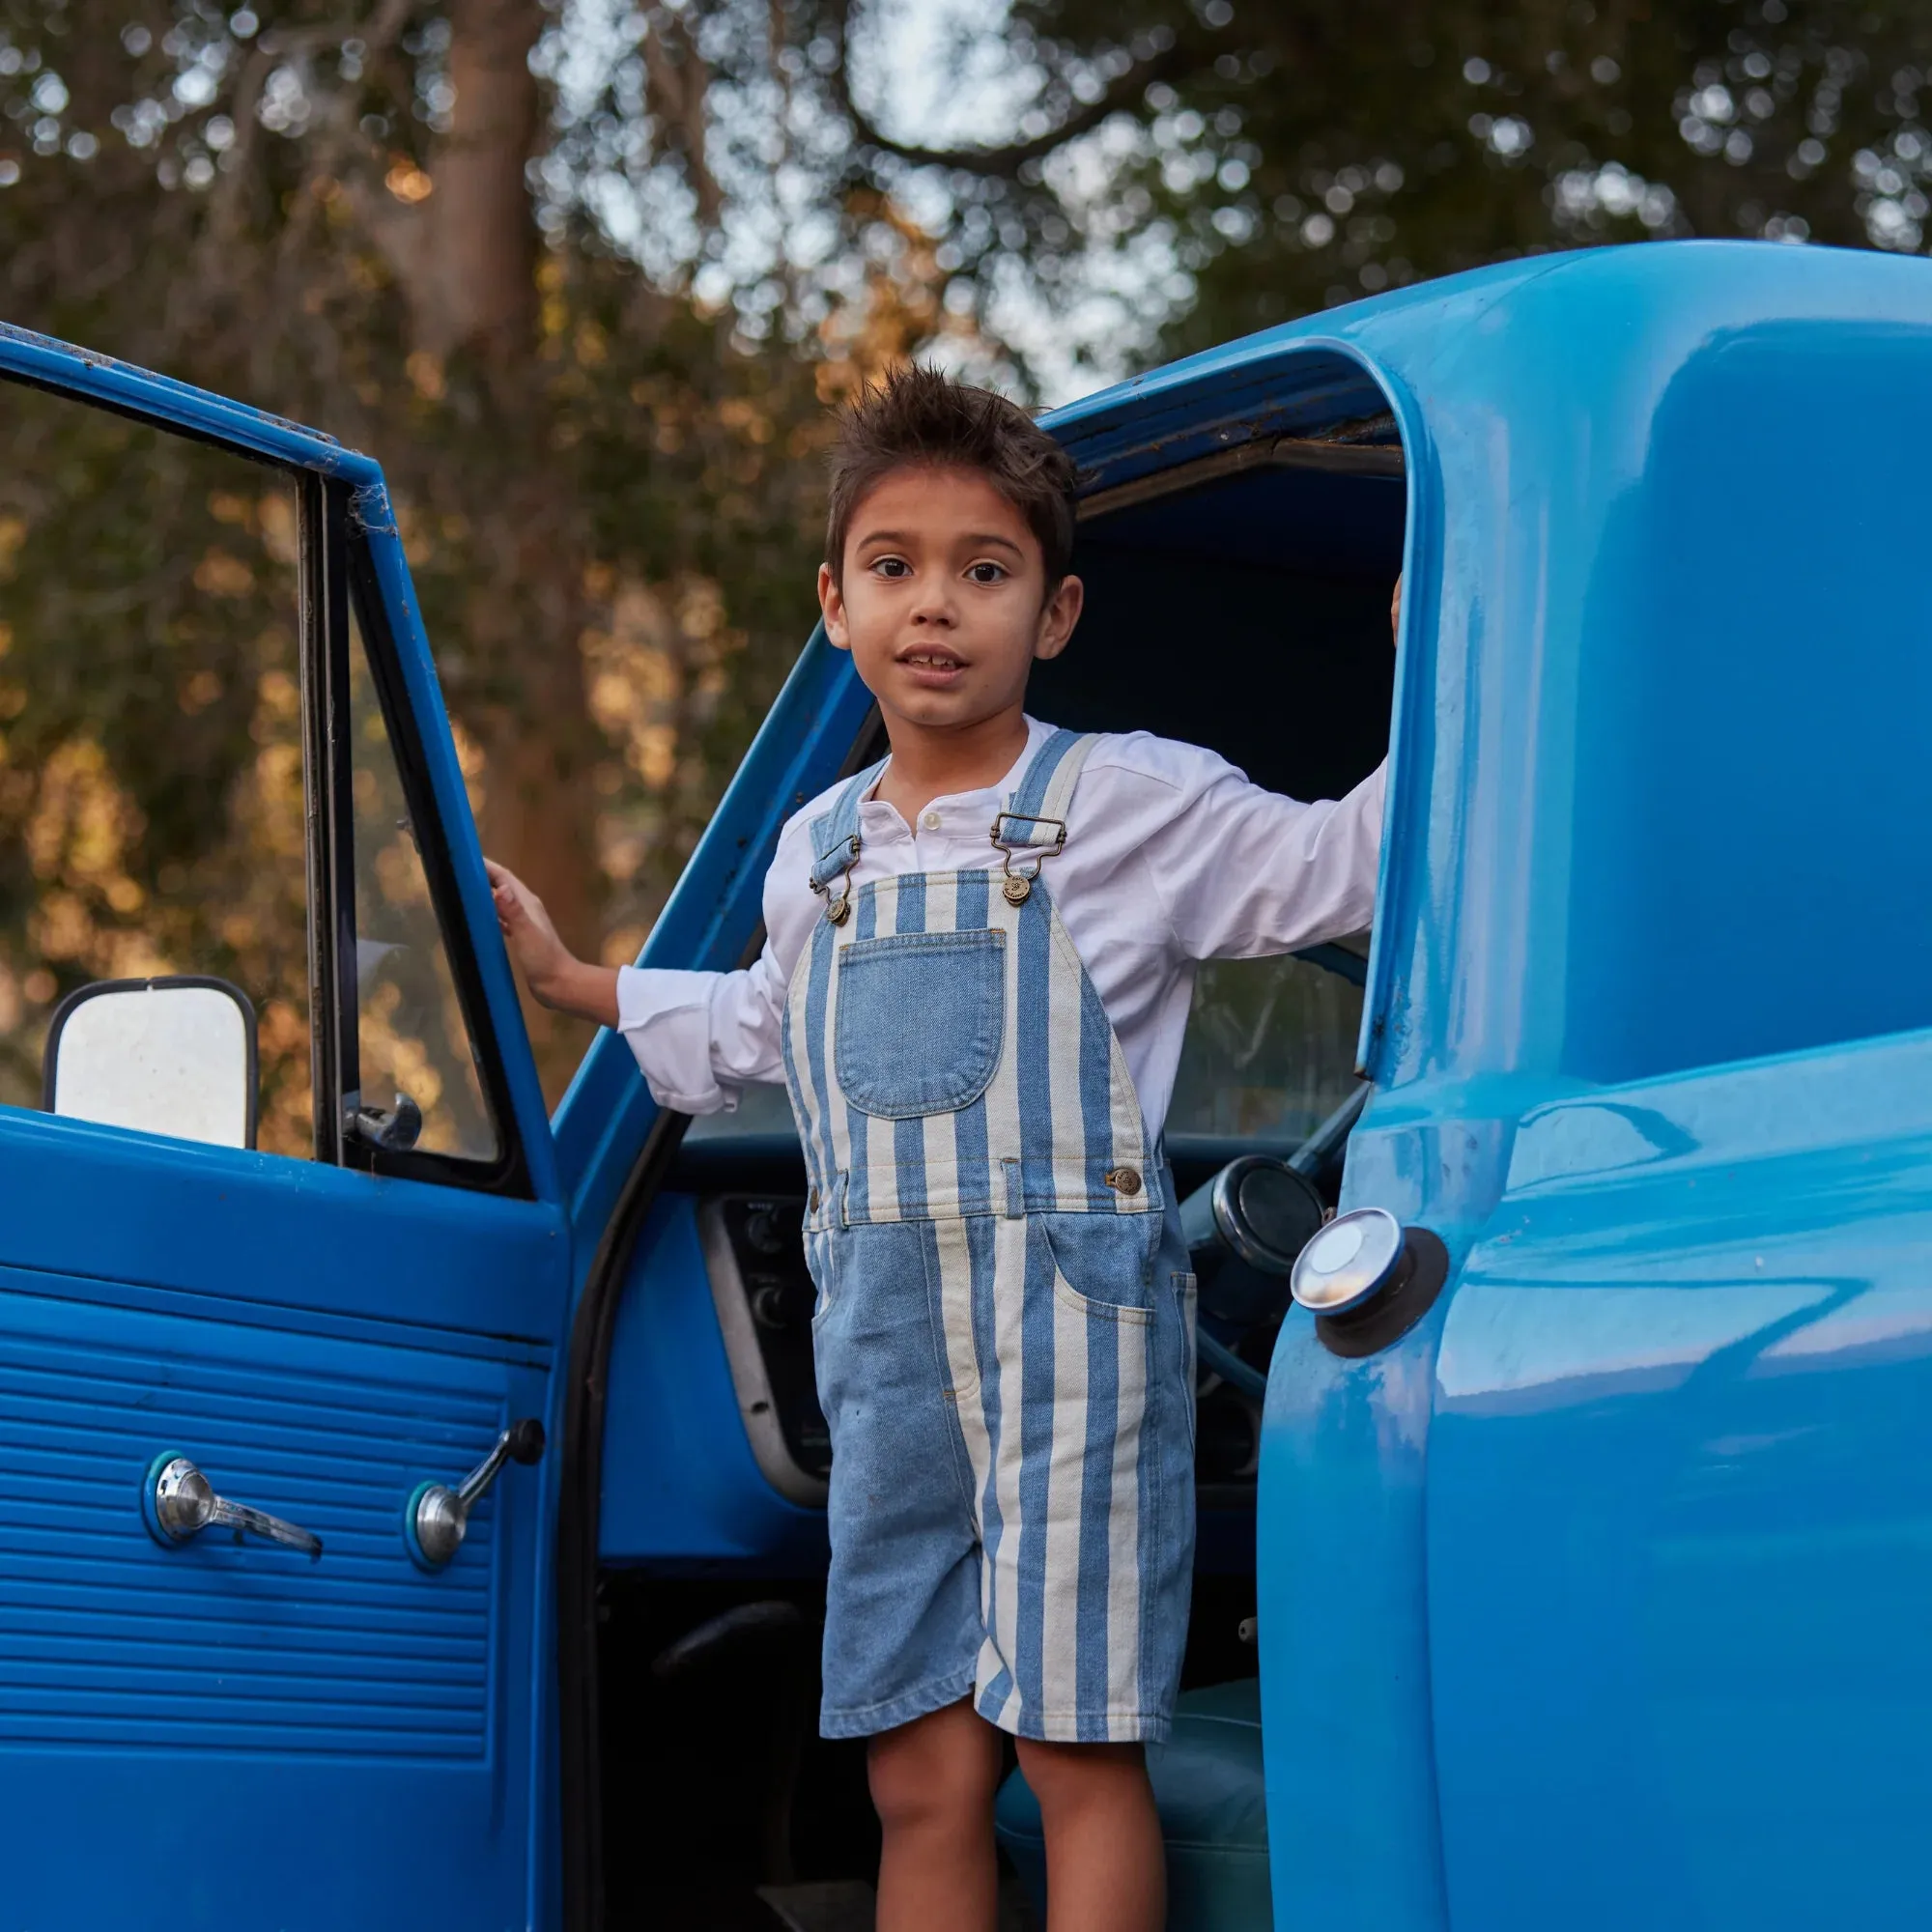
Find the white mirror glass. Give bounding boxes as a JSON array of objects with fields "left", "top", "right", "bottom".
[{"left": 48, "top": 982, "right": 254, "bottom": 1150}]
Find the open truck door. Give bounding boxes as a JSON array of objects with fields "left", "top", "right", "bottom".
[{"left": 0, "top": 326, "right": 569, "bottom": 1929}]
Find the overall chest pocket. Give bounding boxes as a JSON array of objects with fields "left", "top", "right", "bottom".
[{"left": 834, "top": 927, "right": 1007, "bottom": 1119}]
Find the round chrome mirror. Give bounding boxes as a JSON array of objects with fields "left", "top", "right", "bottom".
[{"left": 1290, "top": 1207, "right": 1406, "bottom": 1316}]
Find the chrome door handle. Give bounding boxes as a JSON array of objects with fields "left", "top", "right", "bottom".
[
  {"left": 143, "top": 1454, "right": 323, "bottom": 1558},
  {"left": 406, "top": 1419, "right": 545, "bottom": 1570}
]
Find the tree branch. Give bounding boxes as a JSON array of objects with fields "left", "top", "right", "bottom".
[
  {"left": 644, "top": 14, "right": 721, "bottom": 228},
  {"left": 261, "top": 0, "right": 417, "bottom": 65},
  {"left": 828, "top": 5, "right": 1183, "bottom": 179},
  {"left": 209, "top": 0, "right": 419, "bottom": 241}
]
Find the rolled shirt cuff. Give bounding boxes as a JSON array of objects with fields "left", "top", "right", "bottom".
[{"left": 615, "top": 965, "right": 740, "bottom": 1116}]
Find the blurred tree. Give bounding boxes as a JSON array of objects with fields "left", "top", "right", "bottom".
[
  {"left": 801, "top": 0, "right": 1932, "bottom": 376},
  {"left": 0, "top": 0, "right": 868, "bottom": 1101},
  {"left": 4, "top": 0, "right": 1927, "bottom": 1113},
  {"left": 506, "top": 4, "right": 1932, "bottom": 395}
]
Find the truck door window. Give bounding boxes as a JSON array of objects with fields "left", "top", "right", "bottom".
[
  {"left": 346, "top": 602, "right": 498, "bottom": 1162},
  {"left": 0, "top": 379, "right": 315, "bottom": 1154}
]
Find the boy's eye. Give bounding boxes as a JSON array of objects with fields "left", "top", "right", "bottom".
[
  {"left": 966, "top": 561, "right": 1008, "bottom": 584},
  {"left": 870, "top": 556, "right": 911, "bottom": 579}
]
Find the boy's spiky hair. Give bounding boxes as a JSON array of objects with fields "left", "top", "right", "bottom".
[{"left": 826, "top": 364, "right": 1078, "bottom": 586}]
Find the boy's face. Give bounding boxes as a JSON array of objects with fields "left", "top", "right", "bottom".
[{"left": 818, "top": 464, "right": 1083, "bottom": 735}]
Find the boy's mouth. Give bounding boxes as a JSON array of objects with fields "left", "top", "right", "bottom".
[{"left": 897, "top": 646, "right": 966, "bottom": 682}]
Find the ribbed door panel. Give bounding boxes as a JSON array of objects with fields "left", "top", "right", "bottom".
[{"left": 0, "top": 1273, "right": 520, "bottom": 1761}]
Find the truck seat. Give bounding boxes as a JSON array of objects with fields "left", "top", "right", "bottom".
[{"left": 993, "top": 1677, "right": 1269, "bottom": 1928}]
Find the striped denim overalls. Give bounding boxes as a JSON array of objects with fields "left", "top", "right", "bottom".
[{"left": 781, "top": 727, "right": 1198, "bottom": 1743}]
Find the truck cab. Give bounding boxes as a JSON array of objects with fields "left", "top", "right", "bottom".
[{"left": 3, "top": 237, "right": 1929, "bottom": 1931}]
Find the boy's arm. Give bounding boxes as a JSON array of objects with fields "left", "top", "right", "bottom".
[
  {"left": 615, "top": 946, "right": 786, "bottom": 1112},
  {"left": 487, "top": 861, "right": 620, "bottom": 1025},
  {"left": 486, "top": 854, "right": 791, "bottom": 1113},
  {"left": 1136, "top": 578, "right": 1397, "bottom": 960},
  {"left": 1139, "top": 755, "right": 1386, "bottom": 963}
]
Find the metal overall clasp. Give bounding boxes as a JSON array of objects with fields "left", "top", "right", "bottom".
[
  {"left": 810, "top": 832, "right": 862, "bottom": 924},
  {"left": 988, "top": 810, "right": 1066, "bottom": 905}
]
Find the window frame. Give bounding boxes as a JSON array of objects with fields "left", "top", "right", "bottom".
[
  {"left": 2, "top": 369, "right": 321, "bottom": 1151},
  {"left": 0, "top": 360, "right": 536, "bottom": 1193},
  {"left": 305, "top": 478, "right": 530, "bottom": 1196}
]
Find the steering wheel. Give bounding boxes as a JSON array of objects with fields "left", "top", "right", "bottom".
[{"left": 1176, "top": 1082, "right": 1371, "bottom": 1401}]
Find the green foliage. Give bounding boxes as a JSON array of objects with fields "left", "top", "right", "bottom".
[
  {"left": 1, "top": 0, "right": 1921, "bottom": 1109},
  {"left": 0, "top": 388, "right": 312, "bottom": 1135},
  {"left": 1070, "top": 0, "right": 1932, "bottom": 357},
  {"left": 0, "top": 0, "right": 838, "bottom": 1094}
]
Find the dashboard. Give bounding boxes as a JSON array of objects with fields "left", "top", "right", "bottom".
[{"left": 699, "top": 1195, "right": 829, "bottom": 1506}]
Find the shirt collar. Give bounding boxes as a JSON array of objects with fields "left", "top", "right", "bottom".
[{"left": 860, "top": 715, "right": 1052, "bottom": 823}]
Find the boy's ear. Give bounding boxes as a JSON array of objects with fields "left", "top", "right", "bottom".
[
  {"left": 817, "top": 562, "right": 852, "bottom": 651},
  {"left": 1033, "top": 573, "right": 1084, "bottom": 663}
]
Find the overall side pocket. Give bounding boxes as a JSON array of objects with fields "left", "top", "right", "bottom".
[{"left": 1037, "top": 1214, "right": 1156, "bottom": 1323}]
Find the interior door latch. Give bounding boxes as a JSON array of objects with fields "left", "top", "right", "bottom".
[
  {"left": 344, "top": 1087, "right": 423, "bottom": 1151},
  {"left": 142, "top": 1454, "right": 324, "bottom": 1558}
]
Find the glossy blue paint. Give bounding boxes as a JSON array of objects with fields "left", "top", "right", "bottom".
[
  {"left": 1428, "top": 1027, "right": 1932, "bottom": 1928},
  {"left": 0, "top": 319, "right": 364, "bottom": 471},
  {"left": 597, "top": 1194, "right": 829, "bottom": 1571},
  {"left": 1109, "top": 242, "right": 1932, "bottom": 1931},
  {"left": 0, "top": 1118, "right": 562, "bottom": 1928}
]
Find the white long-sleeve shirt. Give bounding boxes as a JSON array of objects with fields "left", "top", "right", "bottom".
[{"left": 619, "top": 717, "right": 1385, "bottom": 1145}]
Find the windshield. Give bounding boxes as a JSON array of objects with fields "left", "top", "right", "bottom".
[{"left": 1164, "top": 945, "right": 1364, "bottom": 1159}]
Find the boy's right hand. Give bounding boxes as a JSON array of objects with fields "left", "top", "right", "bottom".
[
  {"left": 485, "top": 859, "right": 570, "bottom": 992},
  {"left": 484, "top": 860, "right": 619, "bottom": 1027}
]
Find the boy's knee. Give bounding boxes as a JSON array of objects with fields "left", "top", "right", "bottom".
[
  {"left": 867, "top": 1701, "right": 1002, "bottom": 1835},
  {"left": 1013, "top": 1736, "right": 1149, "bottom": 1821}
]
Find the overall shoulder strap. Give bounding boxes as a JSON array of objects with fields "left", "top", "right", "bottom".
[
  {"left": 992, "top": 728, "right": 1099, "bottom": 852},
  {"left": 808, "top": 758, "right": 887, "bottom": 891}
]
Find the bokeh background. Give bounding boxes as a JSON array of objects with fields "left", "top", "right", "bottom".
[{"left": 3, "top": 0, "right": 1927, "bottom": 1111}]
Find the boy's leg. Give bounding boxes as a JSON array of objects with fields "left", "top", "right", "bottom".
[
  {"left": 868, "top": 1697, "right": 1005, "bottom": 1932},
  {"left": 1012, "top": 1737, "right": 1165, "bottom": 1932}
]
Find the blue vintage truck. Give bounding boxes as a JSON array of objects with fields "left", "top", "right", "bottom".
[{"left": 3, "top": 237, "right": 1927, "bottom": 1930}]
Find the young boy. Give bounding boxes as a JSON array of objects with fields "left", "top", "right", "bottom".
[{"left": 488, "top": 367, "right": 1388, "bottom": 1932}]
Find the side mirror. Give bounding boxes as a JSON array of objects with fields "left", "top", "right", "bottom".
[{"left": 43, "top": 977, "right": 258, "bottom": 1151}]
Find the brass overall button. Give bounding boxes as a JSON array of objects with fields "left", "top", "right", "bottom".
[{"left": 1105, "top": 1166, "right": 1143, "bottom": 1197}]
